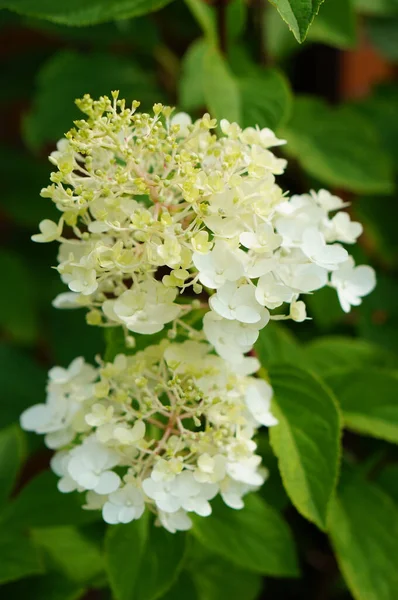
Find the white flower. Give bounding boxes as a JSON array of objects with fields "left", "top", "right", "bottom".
[
  {"left": 220, "top": 478, "right": 252, "bottom": 510},
  {"left": 302, "top": 228, "right": 348, "bottom": 270},
  {"left": 194, "top": 454, "right": 226, "bottom": 484},
  {"left": 62, "top": 263, "right": 98, "bottom": 296},
  {"left": 290, "top": 300, "right": 307, "bottom": 322},
  {"left": 171, "top": 112, "right": 192, "bottom": 137},
  {"left": 193, "top": 241, "right": 244, "bottom": 289},
  {"left": 245, "top": 380, "right": 278, "bottom": 427},
  {"left": 226, "top": 455, "right": 265, "bottom": 486},
  {"left": 209, "top": 282, "right": 266, "bottom": 324},
  {"left": 158, "top": 509, "right": 192, "bottom": 533},
  {"left": 67, "top": 439, "right": 121, "bottom": 494},
  {"left": 142, "top": 470, "right": 218, "bottom": 516},
  {"left": 312, "top": 189, "right": 346, "bottom": 212},
  {"left": 324, "top": 212, "right": 363, "bottom": 244},
  {"left": 331, "top": 258, "right": 376, "bottom": 313},
  {"left": 31, "top": 218, "right": 63, "bottom": 243},
  {"left": 240, "top": 223, "right": 282, "bottom": 253},
  {"left": 255, "top": 273, "right": 294, "bottom": 309},
  {"left": 102, "top": 484, "right": 145, "bottom": 524},
  {"left": 203, "top": 311, "right": 266, "bottom": 363},
  {"left": 104, "top": 280, "right": 181, "bottom": 334},
  {"left": 52, "top": 292, "right": 81, "bottom": 309}
]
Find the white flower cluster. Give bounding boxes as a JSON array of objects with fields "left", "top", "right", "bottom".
[
  {"left": 23, "top": 94, "right": 377, "bottom": 532},
  {"left": 33, "top": 94, "right": 376, "bottom": 368},
  {"left": 21, "top": 341, "right": 277, "bottom": 532}
]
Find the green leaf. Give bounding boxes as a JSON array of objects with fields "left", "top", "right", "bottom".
[
  {"left": 160, "top": 571, "right": 198, "bottom": 600},
  {"left": 189, "top": 539, "right": 262, "bottom": 600},
  {"left": 0, "top": 529, "right": 44, "bottom": 584},
  {"left": 0, "top": 426, "right": 25, "bottom": 507},
  {"left": 192, "top": 494, "right": 299, "bottom": 577},
  {"left": 24, "top": 50, "right": 162, "bottom": 151},
  {"left": 238, "top": 68, "right": 292, "bottom": 130},
  {"left": 377, "top": 465, "right": 398, "bottom": 505},
  {"left": 282, "top": 96, "right": 394, "bottom": 194},
  {"left": 105, "top": 515, "right": 186, "bottom": 600},
  {"left": 268, "top": 0, "right": 325, "bottom": 42},
  {"left": 255, "top": 322, "right": 304, "bottom": 368},
  {"left": 0, "top": 343, "right": 46, "bottom": 428},
  {"left": 0, "top": 250, "right": 39, "bottom": 344},
  {"left": 179, "top": 39, "right": 207, "bottom": 112},
  {"left": 308, "top": 0, "right": 357, "bottom": 49},
  {"left": 0, "top": 0, "right": 175, "bottom": 26},
  {"left": 31, "top": 526, "right": 105, "bottom": 585},
  {"left": 326, "top": 369, "right": 398, "bottom": 444},
  {"left": 0, "top": 146, "right": 54, "bottom": 228},
  {"left": 367, "top": 17, "right": 398, "bottom": 61},
  {"left": 0, "top": 572, "right": 84, "bottom": 600},
  {"left": 269, "top": 365, "right": 341, "bottom": 529},
  {"left": 354, "top": 84, "right": 398, "bottom": 166},
  {"left": 203, "top": 46, "right": 241, "bottom": 123},
  {"left": 304, "top": 337, "right": 398, "bottom": 377},
  {"left": 1, "top": 470, "right": 99, "bottom": 528},
  {"left": 328, "top": 479, "right": 398, "bottom": 600},
  {"left": 354, "top": 0, "right": 398, "bottom": 16},
  {"left": 184, "top": 0, "right": 217, "bottom": 43}
]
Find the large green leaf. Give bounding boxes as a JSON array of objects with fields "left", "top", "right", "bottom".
[
  {"left": 31, "top": 526, "right": 105, "bottom": 585},
  {"left": 328, "top": 479, "right": 398, "bottom": 600},
  {"left": 0, "top": 529, "right": 44, "bottom": 584},
  {"left": 282, "top": 96, "right": 394, "bottom": 194},
  {"left": 268, "top": 0, "right": 325, "bottom": 42},
  {"left": 0, "top": 343, "right": 46, "bottom": 429},
  {"left": 238, "top": 68, "right": 292, "bottom": 130},
  {"left": 269, "top": 365, "right": 341, "bottom": 530},
  {"left": 160, "top": 571, "right": 198, "bottom": 600},
  {"left": 326, "top": 369, "right": 398, "bottom": 443},
  {"left": 105, "top": 515, "right": 186, "bottom": 600},
  {"left": 304, "top": 337, "right": 398, "bottom": 377},
  {"left": 192, "top": 494, "right": 299, "bottom": 577},
  {"left": 203, "top": 46, "right": 241, "bottom": 123},
  {"left": 0, "top": 470, "right": 99, "bottom": 528},
  {"left": 0, "top": 0, "right": 175, "bottom": 25},
  {"left": 308, "top": 0, "right": 357, "bottom": 48},
  {"left": 24, "top": 50, "right": 162, "bottom": 151},
  {"left": 189, "top": 539, "right": 262, "bottom": 600},
  {"left": 255, "top": 323, "right": 304, "bottom": 368},
  {"left": 377, "top": 465, "right": 398, "bottom": 505},
  {"left": 0, "top": 426, "right": 25, "bottom": 507}
]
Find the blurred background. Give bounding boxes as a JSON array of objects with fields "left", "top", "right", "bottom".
[{"left": 0, "top": 1, "right": 397, "bottom": 598}]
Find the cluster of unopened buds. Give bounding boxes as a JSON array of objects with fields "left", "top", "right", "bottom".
[{"left": 21, "top": 93, "right": 376, "bottom": 531}]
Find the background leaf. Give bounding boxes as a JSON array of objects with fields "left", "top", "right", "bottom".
[
  {"left": 282, "top": 96, "right": 394, "bottom": 194},
  {"left": 0, "top": 0, "right": 175, "bottom": 25},
  {"left": 192, "top": 494, "right": 299, "bottom": 577},
  {"left": 326, "top": 369, "right": 398, "bottom": 443},
  {"left": 269, "top": 365, "right": 341, "bottom": 529},
  {"left": 328, "top": 478, "right": 398, "bottom": 600},
  {"left": 24, "top": 50, "right": 162, "bottom": 151},
  {"left": 105, "top": 515, "right": 186, "bottom": 600}
]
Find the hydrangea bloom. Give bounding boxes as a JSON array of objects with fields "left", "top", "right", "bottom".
[
  {"left": 33, "top": 94, "right": 375, "bottom": 367},
  {"left": 21, "top": 341, "right": 275, "bottom": 532},
  {"left": 23, "top": 94, "right": 377, "bottom": 533}
]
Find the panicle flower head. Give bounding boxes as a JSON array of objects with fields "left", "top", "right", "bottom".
[
  {"left": 20, "top": 340, "right": 276, "bottom": 532},
  {"left": 34, "top": 93, "right": 375, "bottom": 367}
]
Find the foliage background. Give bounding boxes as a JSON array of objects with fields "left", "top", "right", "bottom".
[{"left": 0, "top": 0, "right": 397, "bottom": 599}]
